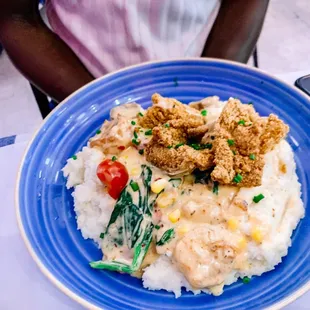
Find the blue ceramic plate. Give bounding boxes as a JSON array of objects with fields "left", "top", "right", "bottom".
[{"left": 16, "top": 59, "right": 310, "bottom": 310}]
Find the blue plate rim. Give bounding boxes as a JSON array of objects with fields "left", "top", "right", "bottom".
[{"left": 15, "top": 57, "right": 310, "bottom": 310}]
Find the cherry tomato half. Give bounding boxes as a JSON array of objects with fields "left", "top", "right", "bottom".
[{"left": 97, "top": 159, "right": 129, "bottom": 199}]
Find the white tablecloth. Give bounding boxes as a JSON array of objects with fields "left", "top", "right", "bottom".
[{"left": 1, "top": 70, "right": 309, "bottom": 310}]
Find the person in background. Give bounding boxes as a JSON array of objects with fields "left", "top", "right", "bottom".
[{"left": 0, "top": 0, "right": 269, "bottom": 103}]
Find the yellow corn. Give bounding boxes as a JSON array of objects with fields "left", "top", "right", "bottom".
[
  {"left": 177, "top": 225, "right": 189, "bottom": 235},
  {"left": 237, "top": 236, "right": 247, "bottom": 250},
  {"left": 156, "top": 193, "right": 175, "bottom": 209},
  {"left": 251, "top": 227, "right": 263, "bottom": 243},
  {"left": 130, "top": 167, "right": 140, "bottom": 176},
  {"left": 168, "top": 209, "right": 181, "bottom": 223},
  {"left": 227, "top": 218, "right": 238, "bottom": 231},
  {"left": 151, "top": 178, "right": 168, "bottom": 194}
]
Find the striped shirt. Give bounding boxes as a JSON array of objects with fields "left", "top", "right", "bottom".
[{"left": 46, "top": 0, "right": 221, "bottom": 77}]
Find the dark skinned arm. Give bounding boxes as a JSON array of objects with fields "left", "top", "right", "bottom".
[
  {"left": 0, "top": 0, "right": 94, "bottom": 102},
  {"left": 202, "top": 0, "right": 269, "bottom": 63}
]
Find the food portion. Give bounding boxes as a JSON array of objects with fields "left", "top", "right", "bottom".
[{"left": 63, "top": 94, "right": 304, "bottom": 297}]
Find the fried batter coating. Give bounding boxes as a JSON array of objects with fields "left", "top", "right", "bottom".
[
  {"left": 145, "top": 142, "right": 214, "bottom": 175},
  {"left": 210, "top": 98, "right": 289, "bottom": 187},
  {"left": 152, "top": 125, "right": 187, "bottom": 147},
  {"left": 139, "top": 93, "right": 204, "bottom": 129}
]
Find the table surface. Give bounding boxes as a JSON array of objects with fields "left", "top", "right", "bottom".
[{"left": 1, "top": 64, "right": 309, "bottom": 309}]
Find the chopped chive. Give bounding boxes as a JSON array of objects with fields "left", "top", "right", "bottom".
[
  {"left": 201, "top": 109, "right": 207, "bottom": 116},
  {"left": 232, "top": 150, "right": 236, "bottom": 155},
  {"left": 145, "top": 129, "right": 153, "bottom": 136},
  {"left": 131, "top": 120, "right": 136, "bottom": 125},
  {"left": 138, "top": 112, "right": 144, "bottom": 117},
  {"left": 203, "top": 143, "right": 212, "bottom": 150},
  {"left": 154, "top": 225, "right": 161, "bottom": 230},
  {"left": 133, "top": 131, "right": 138, "bottom": 139},
  {"left": 96, "top": 129, "right": 101, "bottom": 134},
  {"left": 132, "top": 138, "right": 140, "bottom": 146},
  {"left": 253, "top": 193, "right": 265, "bottom": 203},
  {"left": 238, "top": 119, "right": 246, "bottom": 126},
  {"left": 189, "top": 143, "right": 201, "bottom": 150},
  {"left": 72, "top": 155, "right": 77, "bottom": 160},
  {"left": 213, "top": 182, "right": 219, "bottom": 195},
  {"left": 99, "top": 233, "right": 105, "bottom": 239},
  {"left": 243, "top": 276, "right": 251, "bottom": 284},
  {"left": 164, "top": 123, "right": 170, "bottom": 128},
  {"left": 138, "top": 149, "right": 144, "bottom": 155},
  {"left": 227, "top": 139, "right": 235, "bottom": 146},
  {"left": 175, "top": 143, "right": 184, "bottom": 149},
  {"left": 168, "top": 145, "right": 173, "bottom": 149},
  {"left": 233, "top": 173, "right": 243, "bottom": 183},
  {"left": 249, "top": 154, "right": 256, "bottom": 160},
  {"left": 112, "top": 156, "right": 117, "bottom": 161},
  {"left": 130, "top": 181, "right": 139, "bottom": 192}
]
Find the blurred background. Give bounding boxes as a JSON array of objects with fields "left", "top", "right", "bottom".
[{"left": 0, "top": 0, "right": 309, "bottom": 137}]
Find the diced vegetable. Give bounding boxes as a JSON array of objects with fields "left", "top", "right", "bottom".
[
  {"left": 156, "top": 228, "right": 175, "bottom": 246},
  {"left": 130, "top": 181, "right": 139, "bottom": 192},
  {"left": 145, "top": 129, "right": 153, "bottom": 136},
  {"left": 132, "top": 138, "right": 140, "bottom": 145},
  {"left": 238, "top": 119, "right": 245, "bottom": 126},
  {"left": 96, "top": 129, "right": 101, "bottom": 134},
  {"left": 138, "top": 149, "right": 144, "bottom": 155},
  {"left": 151, "top": 178, "right": 168, "bottom": 194},
  {"left": 242, "top": 276, "right": 251, "bottom": 284},
  {"left": 168, "top": 209, "right": 181, "bottom": 223},
  {"left": 131, "top": 121, "right": 136, "bottom": 125},
  {"left": 233, "top": 173, "right": 243, "bottom": 183},
  {"left": 213, "top": 181, "right": 219, "bottom": 195},
  {"left": 249, "top": 154, "right": 256, "bottom": 160},
  {"left": 227, "top": 139, "right": 235, "bottom": 146},
  {"left": 201, "top": 110, "right": 207, "bottom": 116},
  {"left": 111, "top": 156, "right": 117, "bottom": 162},
  {"left": 253, "top": 193, "right": 265, "bottom": 203},
  {"left": 175, "top": 143, "right": 184, "bottom": 149},
  {"left": 72, "top": 155, "right": 77, "bottom": 160}
]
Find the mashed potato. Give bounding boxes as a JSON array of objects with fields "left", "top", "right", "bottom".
[{"left": 63, "top": 95, "right": 304, "bottom": 297}]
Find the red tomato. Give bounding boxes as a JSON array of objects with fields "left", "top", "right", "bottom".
[{"left": 97, "top": 159, "right": 129, "bottom": 199}]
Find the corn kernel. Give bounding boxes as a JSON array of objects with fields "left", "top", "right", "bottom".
[
  {"left": 227, "top": 218, "right": 238, "bottom": 231},
  {"left": 157, "top": 193, "right": 175, "bottom": 209},
  {"left": 151, "top": 178, "right": 168, "bottom": 194},
  {"left": 237, "top": 236, "right": 247, "bottom": 250},
  {"left": 130, "top": 167, "right": 140, "bottom": 176},
  {"left": 177, "top": 225, "right": 189, "bottom": 235},
  {"left": 168, "top": 209, "right": 181, "bottom": 223},
  {"left": 251, "top": 227, "right": 263, "bottom": 243}
]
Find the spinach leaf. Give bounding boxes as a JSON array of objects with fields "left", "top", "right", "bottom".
[
  {"left": 156, "top": 228, "right": 175, "bottom": 246},
  {"left": 90, "top": 165, "right": 155, "bottom": 273}
]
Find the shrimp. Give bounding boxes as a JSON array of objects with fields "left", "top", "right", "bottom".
[{"left": 173, "top": 226, "right": 237, "bottom": 288}]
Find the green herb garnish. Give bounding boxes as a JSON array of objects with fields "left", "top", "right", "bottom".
[
  {"left": 133, "top": 131, "right": 138, "bottom": 139},
  {"left": 253, "top": 193, "right": 265, "bottom": 203},
  {"left": 130, "top": 181, "right": 139, "bottom": 192},
  {"left": 232, "top": 150, "right": 236, "bottom": 155},
  {"left": 201, "top": 109, "right": 207, "bottom": 116},
  {"left": 131, "top": 121, "right": 136, "bottom": 125},
  {"left": 213, "top": 182, "right": 219, "bottom": 195},
  {"left": 139, "top": 149, "right": 144, "bottom": 155},
  {"left": 238, "top": 119, "right": 245, "bottom": 126},
  {"left": 243, "top": 276, "right": 251, "bottom": 284},
  {"left": 99, "top": 233, "right": 105, "bottom": 239},
  {"left": 203, "top": 143, "right": 212, "bottom": 150},
  {"left": 227, "top": 139, "right": 235, "bottom": 146},
  {"left": 154, "top": 225, "right": 161, "bottom": 230},
  {"left": 132, "top": 138, "right": 140, "bottom": 146},
  {"left": 96, "top": 129, "right": 101, "bottom": 135},
  {"left": 164, "top": 123, "right": 170, "bottom": 128},
  {"left": 167, "top": 146, "right": 173, "bottom": 149},
  {"left": 233, "top": 173, "right": 243, "bottom": 183},
  {"left": 175, "top": 143, "right": 184, "bottom": 149},
  {"left": 138, "top": 112, "right": 144, "bottom": 117},
  {"left": 249, "top": 154, "right": 256, "bottom": 160},
  {"left": 112, "top": 156, "right": 117, "bottom": 162},
  {"left": 145, "top": 129, "right": 153, "bottom": 136},
  {"left": 156, "top": 228, "right": 175, "bottom": 246},
  {"left": 72, "top": 155, "right": 77, "bottom": 160}
]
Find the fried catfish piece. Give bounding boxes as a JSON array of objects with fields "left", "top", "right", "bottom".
[
  {"left": 145, "top": 142, "right": 214, "bottom": 175},
  {"left": 210, "top": 98, "right": 289, "bottom": 187},
  {"left": 139, "top": 93, "right": 204, "bottom": 129}
]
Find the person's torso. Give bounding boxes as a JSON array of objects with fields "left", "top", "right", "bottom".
[{"left": 46, "top": 0, "right": 220, "bottom": 77}]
